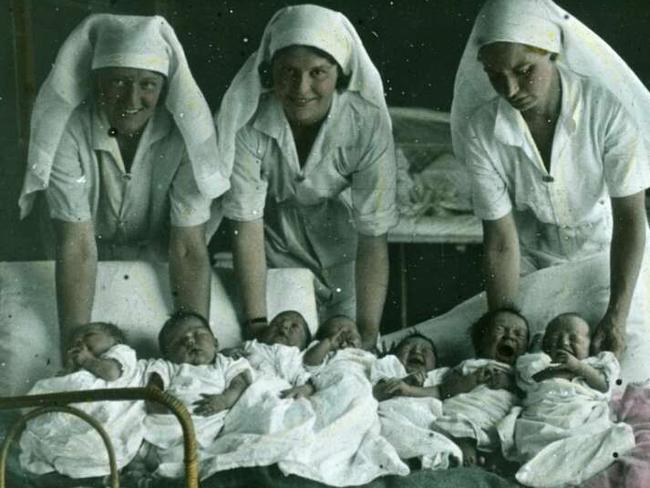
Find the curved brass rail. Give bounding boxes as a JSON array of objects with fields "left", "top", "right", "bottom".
[
  {"left": 0, "top": 386, "right": 199, "bottom": 488},
  {"left": 1, "top": 404, "right": 119, "bottom": 487}
]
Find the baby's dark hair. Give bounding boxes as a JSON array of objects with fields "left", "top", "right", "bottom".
[
  {"left": 316, "top": 314, "right": 355, "bottom": 341},
  {"left": 259, "top": 44, "right": 351, "bottom": 90},
  {"left": 470, "top": 307, "right": 529, "bottom": 354},
  {"left": 86, "top": 322, "right": 126, "bottom": 345},
  {"left": 392, "top": 330, "right": 438, "bottom": 359},
  {"left": 158, "top": 310, "right": 212, "bottom": 356},
  {"left": 271, "top": 310, "right": 313, "bottom": 347}
]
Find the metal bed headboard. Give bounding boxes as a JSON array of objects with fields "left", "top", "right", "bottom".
[{"left": 0, "top": 386, "right": 199, "bottom": 488}]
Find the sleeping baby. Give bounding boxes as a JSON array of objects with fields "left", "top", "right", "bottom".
[
  {"left": 274, "top": 315, "right": 409, "bottom": 486},
  {"left": 433, "top": 307, "right": 529, "bottom": 467},
  {"left": 142, "top": 311, "right": 252, "bottom": 480},
  {"left": 19, "top": 322, "right": 149, "bottom": 479},
  {"left": 370, "top": 333, "right": 462, "bottom": 470},
  {"left": 499, "top": 313, "right": 635, "bottom": 487},
  {"left": 200, "top": 310, "right": 315, "bottom": 474}
]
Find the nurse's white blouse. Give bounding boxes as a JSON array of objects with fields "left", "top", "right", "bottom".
[{"left": 465, "top": 65, "right": 650, "bottom": 269}]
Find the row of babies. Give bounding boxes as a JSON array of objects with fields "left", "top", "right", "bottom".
[{"left": 19, "top": 309, "right": 634, "bottom": 487}]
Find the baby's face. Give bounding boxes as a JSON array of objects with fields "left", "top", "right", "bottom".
[
  {"left": 481, "top": 311, "right": 528, "bottom": 365},
  {"left": 543, "top": 316, "right": 591, "bottom": 361},
  {"left": 322, "top": 317, "right": 362, "bottom": 349},
  {"left": 68, "top": 325, "right": 117, "bottom": 357},
  {"left": 395, "top": 337, "right": 436, "bottom": 373},
  {"left": 261, "top": 311, "right": 308, "bottom": 349},
  {"left": 164, "top": 317, "right": 217, "bottom": 366}
]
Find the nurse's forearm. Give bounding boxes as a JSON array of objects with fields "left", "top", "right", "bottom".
[
  {"left": 169, "top": 224, "right": 210, "bottom": 319},
  {"left": 608, "top": 192, "right": 646, "bottom": 323},
  {"left": 53, "top": 220, "right": 97, "bottom": 346},
  {"left": 482, "top": 215, "right": 520, "bottom": 310},
  {"left": 356, "top": 233, "right": 389, "bottom": 349},
  {"left": 232, "top": 219, "right": 268, "bottom": 324}
]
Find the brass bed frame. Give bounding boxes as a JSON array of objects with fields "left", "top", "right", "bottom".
[{"left": 0, "top": 387, "right": 199, "bottom": 488}]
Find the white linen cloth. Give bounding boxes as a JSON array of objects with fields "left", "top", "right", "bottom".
[
  {"left": 19, "top": 13, "right": 227, "bottom": 221},
  {"left": 498, "top": 352, "right": 635, "bottom": 487},
  {"left": 198, "top": 340, "right": 315, "bottom": 475},
  {"left": 433, "top": 359, "right": 519, "bottom": 452},
  {"left": 19, "top": 345, "right": 149, "bottom": 478},
  {"left": 370, "top": 356, "right": 462, "bottom": 469},
  {"left": 277, "top": 348, "right": 409, "bottom": 486},
  {"left": 143, "top": 354, "right": 251, "bottom": 479}
]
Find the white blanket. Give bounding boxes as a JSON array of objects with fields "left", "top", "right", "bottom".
[
  {"left": 433, "top": 359, "right": 518, "bottom": 452},
  {"left": 198, "top": 341, "right": 315, "bottom": 475},
  {"left": 143, "top": 354, "right": 251, "bottom": 479},
  {"left": 498, "top": 352, "right": 635, "bottom": 487},
  {"left": 19, "top": 345, "right": 148, "bottom": 478},
  {"left": 370, "top": 356, "right": 462, "bottom": 469},
  {"left": 277, "top": 348, "right": 410, "bottom": 486}
]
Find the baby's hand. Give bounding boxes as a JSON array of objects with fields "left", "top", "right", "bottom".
[
  {"left": 66, "top": 344, "right": 94, "bottom": 369},
  {"left": 404, "top": 370, "right": 427, "bottom": 387},
  {"left": 485, "top": 368, "right": 515, "bottom": 391},
  {"left": 280, "top": 384, "right": 314, "bottom": 399},
  {"left": 329, "top": 328, "right": 348, "bottom": 351},
  {"left": 193, "top": 393, "right": 230, "bottom": 416},
  {"left": 554, "top": 350, "right": 581, "bottom": 372},
  {"left": 221, "top": 347, "right": 246, "bottom": 360},
  {"left": 373, "top": 378, "right": 413, "bottom": 400}
]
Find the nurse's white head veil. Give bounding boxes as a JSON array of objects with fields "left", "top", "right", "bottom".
[
  {"left": 451, "top": 0, "right": 650, "bottom": 164},
  {"left": 19, "top": 14, "right": 227, "bottom": 219},
  {"left": 215, "top": 4, "right": 389, "bottom": 176}
]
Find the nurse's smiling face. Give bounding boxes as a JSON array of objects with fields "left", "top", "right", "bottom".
[
  {"left": 272, "top": 46, "right": 339, "bottom": 127},
  {"left": 478, "top": 42, "right": 558, "bottom": 114},
  {"left": 95, "top": 67, "right": 165, "bottom": 137}
]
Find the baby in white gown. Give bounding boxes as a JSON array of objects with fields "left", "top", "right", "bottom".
[
  {"left": 277, "top": 315, "right": 409, "bottom": 486},
  {"left": 142, "top": 311, "right": 252, "bottom": 480},
  {"left": 433, "top": 307, "right": 529, "bottom": 467},
  {"left": 201, "top": 310, "right": 315, "bottom": 474},
  {"left": 19, "top": 322, "right": 149, "bottom": 479},
  {"left": 371, "top": 333, "right": 462, "bottom": 469},
  {"left": 499, "top": 313, "right": 635, "bottom": 487}
]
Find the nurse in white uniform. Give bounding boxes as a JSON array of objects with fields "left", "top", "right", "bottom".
[
  {"left": 451, "top": 0, "right": 650, "bottom": 377},
  {"left": 217, "top": 5, "right": 397, "bottom": 348},
  {"left": 19, "top": 15, "right": 229, "bottom": 352}
]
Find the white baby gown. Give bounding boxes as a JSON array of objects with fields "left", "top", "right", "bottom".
[
  {"left": 142, "top": 354, "right": 251, "bottom": 479},
  {"left": 277, "top": 347, "right": 410, "bottom": 486},
  {"left": 370, "top": 355, "right": 462, "bottom": 469},
  {"left": 498, "top": 352, "right": 635, "bottom": 488},
  {"left": 200, "top": 340, "right": 316, "bottom": 475},
  {"left": 433, "top": 358, "right": 519, "bottom": 452},
  {"left": 19, "top": 344, "right": 149, "bottom": 478}
]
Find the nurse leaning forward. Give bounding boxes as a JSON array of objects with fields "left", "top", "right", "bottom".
[
  {"left": 18, "top": 15, "right": 229, "bottom": 354},
  {"left": 452, "top": 0, "right": 650, "bottom": 381},
  {"left": 216, "top": 4, "right": 397, "bottom": 348}
]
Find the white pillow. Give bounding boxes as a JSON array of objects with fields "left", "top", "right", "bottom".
[
  {"left": 382, "top": 252, "right": 650, "bottom": 385},
  {"left": 0, "top": 261, "right": 318, "bottom": 396}
]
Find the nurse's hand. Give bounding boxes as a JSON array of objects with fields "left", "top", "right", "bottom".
[{"left": 591, "top": 313, "right": 626, "bottom": 358}]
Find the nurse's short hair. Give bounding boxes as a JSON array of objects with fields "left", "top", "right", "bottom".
[{"left": 259, "top": 44, "right": 350, "bottom": 90}]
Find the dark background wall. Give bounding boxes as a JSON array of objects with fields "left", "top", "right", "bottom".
[{"left": 2, "top": 0, "right": 650, "bottom": 327}]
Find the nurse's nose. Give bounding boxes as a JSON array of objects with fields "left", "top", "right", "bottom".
[
  {"left": 124, "top": 82, "right": 141, "bottom": 108},
  {"left": 291, "top": 72, "right": 311, "bottom": 97},
  {"left": 503, "top": 75, "right": 519, "bottom": 99}
]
